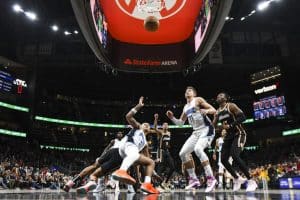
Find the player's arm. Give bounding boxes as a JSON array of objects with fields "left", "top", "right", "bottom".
[
  {"left": 126, "top": 96, "right": 144, "bottom": 129},
  {"left": 99, "top": 140, "right": 114, "bottom": 157},
  {"left": 166, "top": 110, "right": 187, "bottom": 125},
  {"left": 153, "top": 113, "right": 163, "bottom": 136},
  {"left": 197, "top": 97, "right": 216, "bottom": 115},
  {"left": 223, "top": 103, "right": 246, "bottom": 130},
  {"left": 106, "top": 140, "right": 115, "bottom": 150},
  {"left": 153, "top": 113, "right": 163, "bottom": 161}
]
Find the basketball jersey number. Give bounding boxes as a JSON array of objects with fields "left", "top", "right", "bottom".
[
  {"left": 137, "top": 133, "right": 146, "bottom": 147},
  {"left": 188, "top": 115, "right": 194, "bottom": 125}
]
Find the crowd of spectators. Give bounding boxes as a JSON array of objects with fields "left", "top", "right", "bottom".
[
  {"left": 0, "top": 137, "right": 95, "bottom": 190},
  {"left": 1, "top": 136, "right": 300, "bottom": 190}
]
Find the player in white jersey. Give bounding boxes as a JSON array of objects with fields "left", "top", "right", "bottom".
[
  {"left": 166, "top": 86, "right": 217, "bottom": 192},
  {"left": 112, "top": 96, "right": 159, "bottom": 194}
]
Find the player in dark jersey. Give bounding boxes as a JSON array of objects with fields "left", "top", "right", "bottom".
[
  {"left": 213, "top": 92, "right": 257, "bottom": 192},
  {"left": 153, "top": 114, "right": 175, "bottom": 190},
  {"left": 62, "top": 147, "right": 123, "bottom": 193}
]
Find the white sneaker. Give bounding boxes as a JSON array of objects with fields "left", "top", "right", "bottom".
[
  {"left": 93, "top": 184, "right": 104, "bottom": 193},
  {"left": 156, "top": 186, "right": 165, "bottom": 193},
  {"left": 185, "top": 177, "right": 201, "bottom": 190},
  {"left": 77, "top": 180, "right": 97, "bottom": 194},
  {"left": 127, "top": 185, "right": 135, "bottom": 193},
  {"left": 205, "top": 177, "right": 217, "bottom": 193},
  {"left": 246, "top": 179, "right": 257, "bottom": 192},
  {"left": 233, "top": 177, "right": 246, "bottom": 192}
]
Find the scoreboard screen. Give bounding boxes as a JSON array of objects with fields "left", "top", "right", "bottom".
[
  {"left": 0, "top": 70, "right": 14, "bottom": 93},
  {"left": 253, "top": 96, "right": 287, "bottom": 120}
]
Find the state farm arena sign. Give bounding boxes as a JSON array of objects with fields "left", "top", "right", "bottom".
[
  {"left": 112, "top": 41, "right": 187, "bottom": 72},
  {"left": 123, "top": 58, "right": 178, "bottom": 67}
]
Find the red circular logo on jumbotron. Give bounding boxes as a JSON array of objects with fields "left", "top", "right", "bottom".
[{"left": 115, "top": 0, "right": 187, "bottom": 20}]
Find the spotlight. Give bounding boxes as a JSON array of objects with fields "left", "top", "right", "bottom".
[
  {"left": 64, "top": 31, "right": 71, "bottom": 35},
  {"left": 251, "top": 10, "right": 256, "bottom": 14},
  {"left": 25, "top": 11, "right": 37, "bottom": 20},
  {"left": 51, "top": 25, "right": 59, "bottom": 32},
  {"left": 13, "top": 4, "right": 23, "bottom": 13},
  {"left": 241, "top": 17, "right": 245, "bottom": 21},
  {"left": 74, "top": 30, "right": 79, "bottom": 34},
  {"left": 225, "top": 16, "right": 230, "bottom": 21},
  {"left": 258, "top": 1, "right": 270, "bottom": 11}
]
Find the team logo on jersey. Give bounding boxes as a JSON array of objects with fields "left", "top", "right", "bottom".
[{"left": 115, "top": 0, "right": 187, "bottom": 20}]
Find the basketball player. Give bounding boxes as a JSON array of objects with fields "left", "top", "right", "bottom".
[
  {"left": 166, "top": 86, "right": 217, "bottom": 192},
  {"left": 75, "top": 145, "right": 153, "bottom": 194},
  {"left": 93, "top": 131, "right": 124, "bottom": 193},
  {"left": 112, "top": 96, "right": 159, "bottom": 194},
  {"left": 213, "top": 92, "right": 257, "bottom": 192},
  {"left": 213, "top": 129, "right": 227, "bottom": 189},
  {"left": 153, "top": 113, "right": 175, "bottom": 190},
  {"left": 63, "top": 131, "right": 124, "bottom": 193}
]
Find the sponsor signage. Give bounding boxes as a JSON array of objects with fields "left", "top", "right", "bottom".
[
  {"left": 279, "top": 177, "right": 300, "bottom": 189},
  {"left": 13, "top": 79, "right": 28, "bottom": 88},
  {"left": 292, "top": 177, "right": 300, "bottom": 189},
  {"left": 254, "top": 84, "right": 277, "bottom": 94},
  {"left": 279, "top": 178, "right": 290, "bottom": 189},
  {"left": 123, "top": 59, "right": 178, "bottom": 67},
  {"left": 113, "top": 41, "right": 188, "bottom": 72}
]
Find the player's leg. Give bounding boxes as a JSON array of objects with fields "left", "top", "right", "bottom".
[
  {"left": 136, "top": 154, "right": 159, "bottom": 194},
  {"left": 222, "top": 135, "right": 246, "bottom": 192},
  {"left": 194, "top": 135, "right": 217, "bottom": 192},
  {"left": 164, "top": 150, "right": 175, "bottom": 184},
  {"left": 231, "top": 134, "right": 257, "bottom": 191},
  {"left": 77, "top": 149, "right": 122, "bottom": 194},
  {"left": 113, "top": 142, "right": 140, "bottom": 185},
  {"left": 179, "top": 134, "right": 200, "bottom": 189},
  {"left": 63, "top": 159, "right": 100, "bottom": 192}
]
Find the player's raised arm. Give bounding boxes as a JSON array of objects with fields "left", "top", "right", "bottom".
[
  {"left": 126, "top": 96, "right": 144, "bottom": 129},
  {"left": 166, "top": 110, "right": 187, "bottom": 125},
  {"left": 153, "top": 113, "right": 163, "bottom": 135}
]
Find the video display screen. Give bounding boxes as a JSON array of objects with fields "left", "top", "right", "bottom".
[
  {"left": 0, "top": 69, "right": 28, "bottom": 95},
  {"left": 253, "top": 96, "right": 287, "bottom": 120},
  {"left": 90, "top": 0, "right": 108, "bottom": 49},
  {"left": 194, "top": 0, "right": 218, "bottom": 52},
  {"left": 0, "top": 70, "right": 14, "bottom": 93}
]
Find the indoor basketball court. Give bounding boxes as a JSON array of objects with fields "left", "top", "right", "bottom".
[{"left": 0, "top": 0, "right": 299, "bottom": 199}]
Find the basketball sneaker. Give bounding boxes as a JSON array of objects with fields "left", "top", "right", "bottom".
[
  {"left": 205, "top": 176, "right": 217, "bottom": 193},
  {"left": 246, "top": 179, "right": 258, "bottom": 192},
  {"left": 63, "top": 180, "right": 75, "bottom": 192},
  {"left": 76, "top": 180, "right": 97, "bottom": 194},
  {"left": 233, "top": 176, "right": 247, "bottom": 192},
  {"left": 141, "top": 183, "right": 160, "bottom": 194},
  {"left": 112, "top": 169, "right": 136, "bottom": 185},
  {"left": 185, "top": 177, "right": 201, "bottom": 190}
]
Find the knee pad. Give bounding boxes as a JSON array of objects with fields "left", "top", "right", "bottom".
[{"left": 194, "top": 146, "right": 208, "bottom": 162}]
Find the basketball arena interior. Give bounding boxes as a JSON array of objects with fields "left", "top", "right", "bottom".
[{"left": 0, "top": 0, "right": 300, "bottom": 199}]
